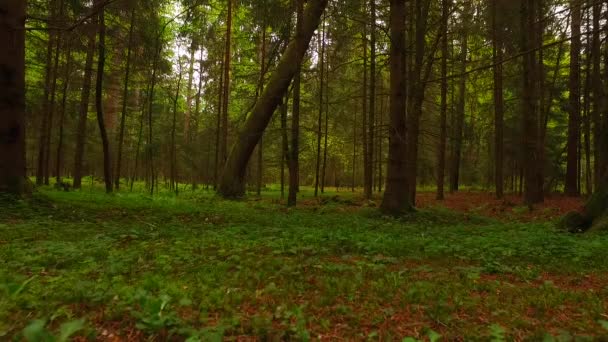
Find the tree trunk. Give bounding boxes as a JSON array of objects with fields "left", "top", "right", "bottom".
[
  {"left": 521, "top": 0, "right": 543, "bottom": 205},
  {"left": 170, "top": 65, "right": 183, "bottom": 193},
  {"left": 321, "top": 50, "right": 330, "bottom": 194},
  {"left": 566, "top": 0, "right": 582, "bottom": 196},
  {"left": 436, "top": 0, "right": 449, "bottom": 200},
  {"left": 220, "top": 0, "right": 233, "bottom": 168},
  {"left": 381, "top": 0, "right": 412, "bottom": 214},
  {"left": 405, "top": 0, "right": 433, "bottom": 203},
  {"left": 217, "top": 0, "right": 328, "bottom": 198},
  {"left": 95, "top": 4, "right": 113, "bottom": 193},
  {"left": 592, "top": 0, "right": 603, "bottom": 191},
  {"left": 0, "top": 0, "right": 27, "bottom": 195},
  {"left": 115, "top": 7, "right": 135, "bottom": 190},
  {"left": 281, "top": 94, "right": 289, "bottom": 199},
  {"left": 492, "top": 0, "right": 504, "bottom": 199},
  {"left": 450, "top": 4, "right": 468, "bottom": 193},
  {"left": 256, "top": 25, "right": 267, "bottom": 197},
  {"left": 44, "top": 0, "right": 66, "bottom": 185},
  {"left": 36, "top": 2, "right": 57, "bottom": 186},
  {"left": 365, "top": 0, "right": 377, "bottom": 199},
  {"left": 314, "top": 15, "right": 326, "bottom": 197},
  {"left": 362, "top": 2, "right": 370, "bottom": 200},
  {"left": 55, "top": 43, "right": 73, "bottom": 184},
  {"left": 288, "top": 0, "right": 304, "bottom": 206},
  {"left": 73, "top": 17, "right": 97, "bottom": 189}
]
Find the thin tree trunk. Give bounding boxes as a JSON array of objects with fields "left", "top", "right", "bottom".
[
  {"left": 437, "top": 0, "right": 449, "bottom": 200},
  {"left": 185, "top": 41, "right": 196, "bottom": 140},
  {"left": 314, "top": 15, "right": 326, "bottom": 197},
  {"left": 37, "top": 3, "right": 57, "bottom": 186},
  {"left": 281, "top": 94, "right": 289, "bottom": 199},
  {"left": 492, "top": 0, "right": 504, "bottom": 199},
  {"left": 95, "top": 4, "right": 112, "bottom": 193},
  {"left": 115, "top": 7, "right": 135, "bottom": 190},
  {"left": 288, "top": 0, "right": 304, "bottom": 206},
  {"left": 220, "top": 0, "right": 233, "bottom": 167},
  {"left": 55, "top": 43, "right": 73, "bottom": 184},
  {"left": 170, "top": 65, "right": 183, "bottom": 194},
  {"left": 365, "top": 0, "right": 376, "bottom": 199},
  {"left": 44, "top": 0, "right": 66, "bottom": 185},
  {"left": 131, "top": 90, "right": 147, "bottom": 192},
  {"left": 214, "top": 59, "right": 224, "bottom": 190},
  {"left": 73, "top": 16, "right": 97, "bottom": 189},
  {"left": 217, "top": 0, "right": 329, "bottom": 198},
  {"left": 0, "top": 0, "right": 27, "bottom": 195},
  {"left": 381, "top": 0, "right": 411, "bottom": 214},
  {"left": 321, "top": 51, "right": 330, "bottom": 194},
  {"left": 566, "top": 0, "right": 582, "bottom": 196},
  {"left": 592, "top": 0, "right": 603, "bottom": 191},
  {"left": 450, "top": 4, "right": 468, "bottom": 193},
  {"left": 361, "top": 2, "right": 369, "bottom": 199},
  {"left": 256, "top": 25, "right": 267, "bottom": 197}
]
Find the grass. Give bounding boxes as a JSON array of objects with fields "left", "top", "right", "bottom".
[{"left": 1, "top": 185, "right": 608, "bottom": 340}]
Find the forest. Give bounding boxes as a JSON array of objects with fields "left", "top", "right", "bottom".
[{"left": 1, "top": 0, "right": 608, "bottom": 339}]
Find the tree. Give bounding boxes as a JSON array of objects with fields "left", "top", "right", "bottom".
[
  {"left": 217, "top": 0, "right": 329, "bottom": 198},
  {"left": 381, "top": 0, "right": 411, "bottom": 214},
  {"left": 115, "top": 7, "right": 136, "bottom": 190},
  {"left": 73, "top": 14, "right": 97, "bottom": 190},
  {"left": 95, "top": 1, "right": 113, "bottom": 193},
  {"left": 565, "top": 0, "right": 581, "bottom": 196},
  {"left": 0, "top": 0, "right": 27, "bottom": 195},
  {"left": 314, "top": 14, "right": 326, "bottom": 197},
  {"left": 521, "top": 0, "right": 543, "bottom": 205},
  {"left": 436, "top": 0, "right": 450, "bottom": 201},
  {"left": 288, "top": 0, "right": 304, "bottom": 207},
  {"left": 220, "top": 0, "right": 234, "bottom": 168},
  {"left": 492, "top": 0, "right": 504, "bottom": 199},
  {"left": 364, "top": 0, "right": 377, "bottom": 199},
  {"left": 450, "top": 1, "right": 469, "bottom": 193}
]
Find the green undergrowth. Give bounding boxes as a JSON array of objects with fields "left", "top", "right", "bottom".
[{"left": 1, "top": 187, "right": 607, "bottom": 340}]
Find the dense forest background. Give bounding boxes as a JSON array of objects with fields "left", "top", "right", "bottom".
[{"left": 3, "top": 0, "right": 608, "bottom": 211}]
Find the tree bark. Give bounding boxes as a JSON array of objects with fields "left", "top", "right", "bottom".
[
  {"left": 314, "top": 15, "right": 326, "bottom": 197},
  {"left": 115, "top": 7, "right": 135, "bottom": 190},
  {"left": 95, "top": 3, "right": 113, "bottom": 193},
  {"left": 55, "top": 43, "right": 73, "bottom": 184},
  {"left": 73, "top": 17, "right": 97, "bottom": 189},
  {"left": 220, "top": 0, "right": 233, "bottom": 168},
  {"left": 381, "top": 0, "right": 412, "bottom": 214},
  {"left": 0, "top": 0, "right": 27, "bottom": 195},
  {"left": 450, "top": 3, "right": 468, "bottom": 193},
  {"left": 566, "top": 0, "right": 582, "bottom": 196},
  {"left": 492, "top": 0, "right": 504, "bottom": 199},
  {"left": 365, "top": 0, "right": 377, "bottom": 199},
  {"left": 592, "top": 0, "right": 603, "bottom": 191},
  {"left": 217, "top": 0, "right": 328, "bottom": 198},
  {"left": 436, "top": 0, "right": 449, "bottom": 200},
  {"left": 288, "top": 0, "right": 304, "bottom": 206},
  {"left": 521, "top": 0, "right": 543, "bottom": 205}
]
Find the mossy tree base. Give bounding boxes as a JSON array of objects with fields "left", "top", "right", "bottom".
[{"left": 560, "top": 181, "right": 608, "bottom": 233}]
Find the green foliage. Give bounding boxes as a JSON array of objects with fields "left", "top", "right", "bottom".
[{"left": 1, "top": 188, "right": 608, "bottom": 339}]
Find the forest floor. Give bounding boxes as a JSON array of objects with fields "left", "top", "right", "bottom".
[{"left": 1, "top": 185, "right": 607, "bottom": 341}]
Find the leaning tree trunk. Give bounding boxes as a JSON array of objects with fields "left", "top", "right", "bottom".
[
  {"left": 0, "top": 0, "right": 27, "bottom": 195},
  {"left": 217, "top": 0, "right": 329, "bottom": 198}
]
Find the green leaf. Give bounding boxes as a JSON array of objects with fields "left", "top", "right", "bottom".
[
  {"left": 23, "top": 319, "right": 53, "bottom": 342},
  {"left": 58, "top": 319, "right": 86, "bottom": 342},
  {"left": 428, "top": 329, "right": 442, "bottom": 342}
]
